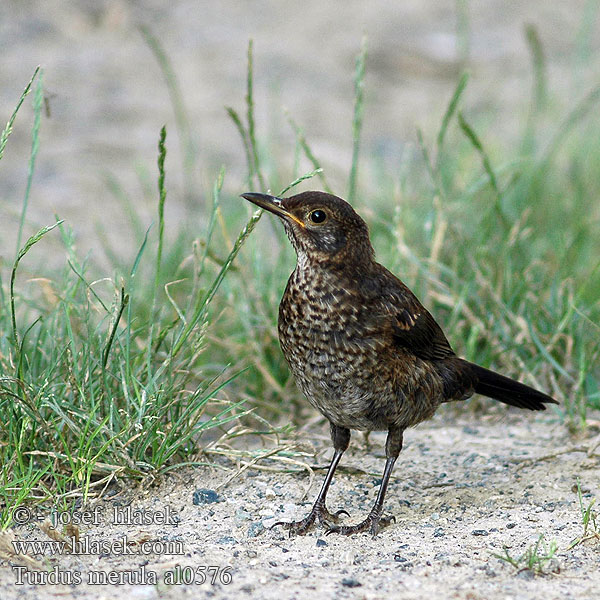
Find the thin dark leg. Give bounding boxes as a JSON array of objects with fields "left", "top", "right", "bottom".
[
  {"left": 326, "top": 426, "right": 403, "bottom": 536},
  {"left": 272, "top": 423, "right": 350, "bottom": 535}
]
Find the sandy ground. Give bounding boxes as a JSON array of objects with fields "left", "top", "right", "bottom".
[{"left": 1, "top": 409, "right": 599, "bottom": 600}]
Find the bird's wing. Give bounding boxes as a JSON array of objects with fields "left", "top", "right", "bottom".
[
  {"left": 370, "top": 266, "right": 455, "bottom": 361},
  {"left": 392, "top": 304, "right": 455, "bottom": 360}
]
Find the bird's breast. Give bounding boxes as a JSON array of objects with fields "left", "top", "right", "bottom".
[
  {"left": 278, "top": 270, "right": 382, "bottom": 367},
  {"left": 278, "top": 268, "right": 396, "bottom": 429}
]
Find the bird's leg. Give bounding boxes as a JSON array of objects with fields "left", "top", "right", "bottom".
[
  {"left": 272, "top": 424, "right": 350, "bottom": 535},
  {"left": 326, "top": 426, "right": 403, "bottom": 537}
]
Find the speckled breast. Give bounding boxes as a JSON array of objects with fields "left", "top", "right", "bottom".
[{"left": 277, "top": 267, "right": 397, "bottom": 431}]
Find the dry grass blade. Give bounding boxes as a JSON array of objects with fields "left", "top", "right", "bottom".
[{"left": 0, "top": 531, "right": 43, "bottom": 570}]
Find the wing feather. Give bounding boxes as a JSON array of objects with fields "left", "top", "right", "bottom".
[{"left": 368, "top": 265, "right": 455, "bottom": 361}]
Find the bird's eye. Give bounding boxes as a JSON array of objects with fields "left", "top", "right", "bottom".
[{"left": 309, "top": 209, "right": 327, "bottom": 224}]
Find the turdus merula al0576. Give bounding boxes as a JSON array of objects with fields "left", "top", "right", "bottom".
[{"left": 241, "top": 190, "right": 558, "bottom": 536}]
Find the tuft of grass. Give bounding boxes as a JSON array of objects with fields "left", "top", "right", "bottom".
[
  {"left": 495, "top": 480, "right": 599, "bottom": 576},
  {"left": 1, "top": 146, "right": 251, "bottom": 524},
  {"left": 0, "top": 49, "right": 323, "bottom": 526},
  {"left": 494, "top": 533, "right": 559, "bottom": 576},
  {"left": 567, "top": 479, "right": 599, "bottom": 549}
]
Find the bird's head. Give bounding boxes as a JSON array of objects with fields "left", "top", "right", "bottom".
[{"left": 241, "top": 191, "right": 374, "bottom": 267}]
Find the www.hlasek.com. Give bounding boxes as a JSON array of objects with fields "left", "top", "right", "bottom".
[{"left": 11, "top": 535, "right": 184, "bottom": 556}]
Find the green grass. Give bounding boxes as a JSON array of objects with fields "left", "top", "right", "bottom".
[
  {"left": 494, "top": 533, "right": 559, "bottom": 576},
  {"left": 567, "top": 479, "right": 600, "bottom": 549},
  {"left": 1, "top": 25, "right": 600, "bottom": 525},
  {"left": 494, "top": 481, "right": 599, "bottom": 575}
]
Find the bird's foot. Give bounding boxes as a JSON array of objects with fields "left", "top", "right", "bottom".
[
  {"left": 325, "top": 508, "right": 395, "bottom": 537},
  {"left": 272, "top": 503, "right": 349, "bottom": 536}
]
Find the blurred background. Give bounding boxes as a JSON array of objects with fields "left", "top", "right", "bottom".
[{"left": 2, "top": 0, "right": 599, "bottom": 265}]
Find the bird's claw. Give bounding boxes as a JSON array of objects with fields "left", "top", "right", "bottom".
[
  {"left": 271, "top": 505, "right": 349, "bottom": 536},
  {"left": 330, "top": 508, "right": 350, "bottom": 520},
  {"left": 325, "top": 513, "right": 395, "bottom": 537},
  {"left": 271, "top": 514, "right": 315, "bottom": 537}
]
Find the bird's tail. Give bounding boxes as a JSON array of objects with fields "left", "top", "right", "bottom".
[{"left": 467, "top": 362, "right": 558, "bottom": 411}]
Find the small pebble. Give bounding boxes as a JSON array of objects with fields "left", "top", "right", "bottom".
[
  {"left": 247, "top": 522, "right": 265, "bottom": 538},
  {"left": 472, "top": 529, "right": 489, "bottom": 536},
  {"left": 316, "top": 538, "right": 328, "bottom": 547},
  {"left": 193, "top": 489, "right": 220, "bottom": 505},
  {"left": 216, "top": 536, "right": 237, "bottom": 545},
  {"left": 516, "top": 569, "right": 535, "bottom": 580},
  {"left": 341, "top": 578, "right": 362, "bottom": 588},
  {"left": 463, "top": 426, "right": 479, "bottom": 435}
]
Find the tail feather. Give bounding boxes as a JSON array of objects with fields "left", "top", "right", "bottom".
[{"left": 467, "top": 362, "right": 558, "bottom": 411}]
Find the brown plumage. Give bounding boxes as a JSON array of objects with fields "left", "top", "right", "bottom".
[{"left": 241, "top": 190, "right": 558, "bottom": 536}]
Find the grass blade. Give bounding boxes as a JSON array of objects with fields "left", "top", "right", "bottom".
[
  {"left": 0, "top": 66, "right": 40, "bottom": 162},
  {"left": 246, "top": 40, "right": 266, "bottom": 191},
  {"left": 348, "top": 36, "right": 367, "bottom": 203},
  {"left": 226, "top": 106, "right": 254, "bottom": 182},
  {"left": 147, "top": 125, "right": 167, "bottom": 382},
  {"left": 437, "top": 71, "right": 469, "bottom": 152},
  {"left": 525, "top": 25, "right": 547, "bottom": 113},
  {"left": 458, "top": 111, "right": 508, "bottom": 228},
  {"left": 102, "top": 288, "right": 129, "bottom": 370},
  {"left": 541, "top": 81, "right": 600, "bottom": 165},
  {"left": 279, "top": 168, "right": 323, "bottom": 197},
  {"left": 9, "top": 221, "right": 63, "bottom": 387},
  {"left": 139, "top": 25, "right": 195, "bottom": 202},
  {"left": 10, "top": 221, "right": 63, "bottom": 351},
  {"left": 16, "top": 70, "right": 44, "bottom": 253},
  {"left": 285, "top": 111, "right": 332, "bottom": 193}
]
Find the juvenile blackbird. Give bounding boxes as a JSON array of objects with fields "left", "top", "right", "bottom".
[{"left": 241, "top": 190, "right": 558, "bottom": 536}]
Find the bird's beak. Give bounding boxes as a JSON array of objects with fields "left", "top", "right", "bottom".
[{"left": 241, "top": 192, "right": 305, "bottom": 228}]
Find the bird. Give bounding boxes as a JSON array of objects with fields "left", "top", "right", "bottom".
[{"left": 241, "top": 190, "right": 558, "bottom": 536}]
